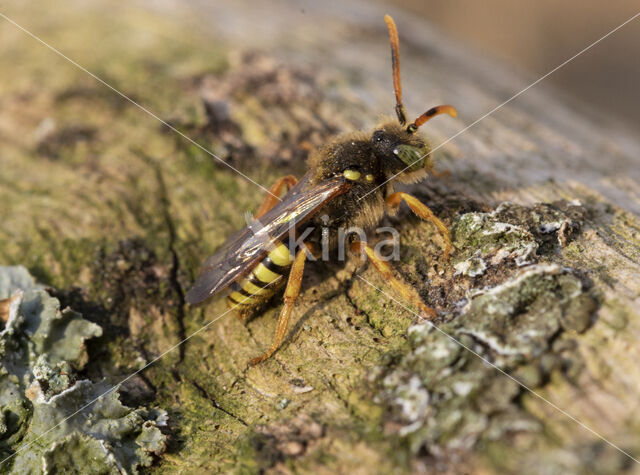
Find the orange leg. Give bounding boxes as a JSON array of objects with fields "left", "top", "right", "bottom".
[
  {"left": 248, "top": 246, "right": 308, "bottom": 365},
  {"left": 254, "top": 175, "right": 298, "bottom": 219},
  {"left": 351, "top": 241, "right": 436, "bottom": 319},
  {"left": 386, "top": 192, "right": 453, "bottom": 258}
]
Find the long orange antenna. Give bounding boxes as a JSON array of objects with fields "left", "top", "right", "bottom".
[
  {"left": 407, "top": 105, "right": 457, "bottom": 134},
  {"left": 384, "top": 15, "right": 407, "bottom": 125}
]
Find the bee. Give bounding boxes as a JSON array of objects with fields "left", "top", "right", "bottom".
[{"left": 186, "top": 15, "right": 457, "bottom": 365}]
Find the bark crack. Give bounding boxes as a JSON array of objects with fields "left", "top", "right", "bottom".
[
  {"left": 137, "top": 150, "right": 188, "bottom": 361},
  {"left": 191, "top": 381, "right": 249, "bottom": 426},
  {"left": 342, "top": 268, "right": 379, "bottom": 335}
]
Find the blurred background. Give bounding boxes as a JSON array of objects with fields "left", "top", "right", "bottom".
[{"left": 386, "top": 0, "right": 640, "bottom": 128}]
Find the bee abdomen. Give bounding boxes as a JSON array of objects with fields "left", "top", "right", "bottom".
[{"left": 227, "top": 242, "right": 294, "bottom": 310}]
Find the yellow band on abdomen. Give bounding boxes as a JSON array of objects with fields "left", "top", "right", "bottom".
[
  {"left": 229, "top": 291, "right": 255, "bottom": 306},
  {"left": 254, "top": 263, "right": 281, "bottom": 284},
  {"left": 241, "top": 279, "right": 270, "bottom": 296},
  {"left": 268, "top": 243, "right": 294, "bottom": 267}
]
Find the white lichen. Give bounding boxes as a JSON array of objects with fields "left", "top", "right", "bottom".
[{"left": 454, "top": 256, "right": 487, "bottom": 277}]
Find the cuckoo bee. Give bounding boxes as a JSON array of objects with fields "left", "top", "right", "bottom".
[{"left": 186, "top": 15, "right": 457, "bottom": 365}]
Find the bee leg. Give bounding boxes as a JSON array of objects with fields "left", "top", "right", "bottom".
[
  {"left": 254, "top": 175, "right": 298, "bottom": 219},
  {"left": 386, "top": 192, "right": 453, "bottom": 258},
  {"left": 248, "top": 247, "right": 308, "bottom": 366},
  {"left": 351, "top": 241, "right": 436, "bottom": 320}
]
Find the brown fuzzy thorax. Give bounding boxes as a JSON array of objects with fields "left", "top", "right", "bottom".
[{"left": 301, "top": 121, "right": 433, "bottom": 249}]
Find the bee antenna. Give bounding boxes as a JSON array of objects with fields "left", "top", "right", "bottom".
[
  {"left": 384, "top": 15, "right": 407, "bottom": 126},
  {"left": 407, "top": 105, "right": 457, "bottom": 134}
]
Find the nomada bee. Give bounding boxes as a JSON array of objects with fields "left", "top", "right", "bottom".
[{"left": 186, "top": 15, "right": 458, "bottom": 365}]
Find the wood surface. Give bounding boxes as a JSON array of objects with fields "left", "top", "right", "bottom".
[{"left": 1, "top": 0, "right": 639, "bottom": 473}]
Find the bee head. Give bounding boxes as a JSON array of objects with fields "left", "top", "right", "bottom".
[{"left": 372, "top": 123, "right": 431, "bottom": 175}]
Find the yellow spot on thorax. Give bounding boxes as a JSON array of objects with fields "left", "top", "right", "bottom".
[{"left": 343, "top": 169, "right": 361, "bottom": 181}]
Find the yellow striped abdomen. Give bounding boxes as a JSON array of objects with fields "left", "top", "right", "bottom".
[{"left": 227, "top": 242, "right": 294, "bottom": 312}]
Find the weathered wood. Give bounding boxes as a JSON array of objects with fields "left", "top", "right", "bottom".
[{"left": 1, "top": 0, "right": 639, "bottom": 473}]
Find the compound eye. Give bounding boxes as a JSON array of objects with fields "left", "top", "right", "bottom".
[{"left": 343, "top": 169, "right": 361, "bottom": 181}]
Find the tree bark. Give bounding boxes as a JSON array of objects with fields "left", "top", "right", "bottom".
[{"left": 1, "top": 0, "right": 639, "bottom": 473}]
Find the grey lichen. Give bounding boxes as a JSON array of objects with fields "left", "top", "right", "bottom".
[
  {"left": 452, "top": 201, "right": 583, "bottom": 277},
  {"left": 376, "top": 201, "right": 595, "bottom": 460},
  {"left": 452, "top": 208, "right": 537, "bottom": 277},
  {"left": 0, "top": 266, "right": 167, "bottom": 473},
  {"left": 458, "top": 264, "right": 587, "bottom": 358}
]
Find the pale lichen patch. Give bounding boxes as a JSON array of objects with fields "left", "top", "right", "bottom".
[
  {"left": 375, "top": 256, "right": 597, "bottom": 460},
  {"left": 0, "top": 266, "right": 168, "bottom": 473},
  {"left": 451, "top": 201, "right": 585, "bottom": 277}
]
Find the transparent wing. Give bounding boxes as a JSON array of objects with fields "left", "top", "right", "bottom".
[{"left": 185, "top": 173, "right": 349, "bottom": 305}]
